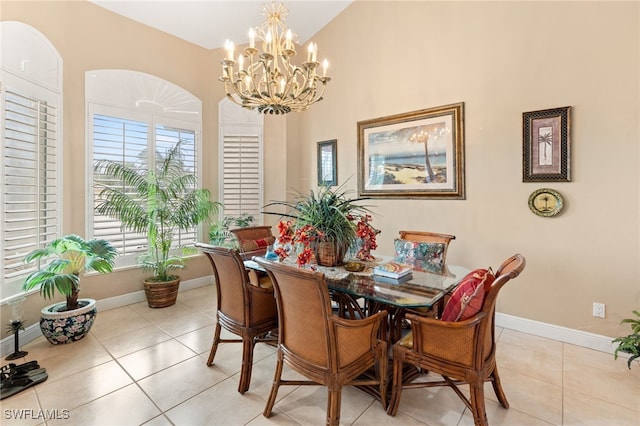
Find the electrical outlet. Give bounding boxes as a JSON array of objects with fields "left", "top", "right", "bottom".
[{"left": 593, "top": 302, "right": 605, "bottom": 318}]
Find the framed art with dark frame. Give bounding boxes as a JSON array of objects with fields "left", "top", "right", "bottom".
[
  {"left": 523, "top": 106, "right": 571, "bottom": 182},
  {"left": 357, "top": 102, "right": 465, "bottom": 199},
  {"left": 317, "top": 139, "right": 337, "bottom": 186}
]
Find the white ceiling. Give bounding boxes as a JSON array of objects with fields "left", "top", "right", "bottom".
[{"left": 89, "top": 0, "right": 352, "bottom": 50}]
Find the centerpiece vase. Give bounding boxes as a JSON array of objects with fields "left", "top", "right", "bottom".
[{"left": 316, "top": 240, "right": 348, "bottom": 267}]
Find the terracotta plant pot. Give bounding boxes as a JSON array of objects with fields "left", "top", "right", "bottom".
[{"left": 40, "top": 298, "right": 97, "bottom": 345}]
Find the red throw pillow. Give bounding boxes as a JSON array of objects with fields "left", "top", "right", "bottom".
[
  {"left": 239, "top": 237, "right": 276, "bottom": 252},
  {"left": 441, "top": 268, "right": 495, "bottom": 322}
]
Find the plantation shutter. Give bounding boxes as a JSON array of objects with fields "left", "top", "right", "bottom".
[
  {"left": 1, "top": 85, "right": 59, "bottom": 282},
  {"left": 155, "top": 124, "right": 198, "bottom": 245},
  {"left": 221, "top": 133, "right": 262, "bottom": 220},
  {"left": 92, "top": 114, "right": 149, "bottom": 256}
]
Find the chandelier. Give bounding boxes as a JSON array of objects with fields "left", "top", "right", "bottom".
[{"left": 219, "top": 2, "right": 331, "bottom": 115}]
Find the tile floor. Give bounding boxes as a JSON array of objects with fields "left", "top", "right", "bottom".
[{"left": 1, "top": 285, "right": 639, "bottom": 426}]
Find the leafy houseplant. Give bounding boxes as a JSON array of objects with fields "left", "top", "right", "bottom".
[
  {"left": 612, "top": 310, "right": 640, "bottom": 369},
  {"left": 264, "top": 184, "right": 374, "bottom": 266},
  {"left": 209, "top": 213, "right": 255, "bottom": 247},
  {"left": 22, "top": 234, "right": 117, "bottom": 344},
  {"left": 94, "top": 141, "right": 220, "bottom": 307}
]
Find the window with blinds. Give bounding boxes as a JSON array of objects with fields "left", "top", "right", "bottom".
[
  {"left": 91, "top": 113, "right": 199, "bottom": 264},
  {"left": 221, "top": 133, "right": 263, "bottom": 220},
  {"left": 1, "top": 85, "right": 59, "bottom": 288}
]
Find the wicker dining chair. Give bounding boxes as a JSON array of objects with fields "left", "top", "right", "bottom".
[
  {"left": 230, "top": 225, "right": 275, "bottom": 260},
  {"left": 230, "top": 225, "right": 276, "bottom": 287},
  {"left": 387, "top": 254, "right": 526, "bottom": 426},
  {"left": 195, "top": 243, "right": 278, "bottom": 394},
  {"left": 254, "top": 257, "right": 389, "bottom": 426}
]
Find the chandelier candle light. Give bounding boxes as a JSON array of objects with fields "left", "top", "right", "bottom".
[{"left": 220, "top": 2, "right": 330, "bottom": 114}]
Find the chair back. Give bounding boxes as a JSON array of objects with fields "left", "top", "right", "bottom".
[
  {"left": 195, "top": 243, "right": 251, "bottom": 326},
  {"left": 230, "top": 225, "right": 275, "bottom": 259},
  {"left": 480, "top": 254, "right": 526, "bottom": 358},
  {"left": 397, "top": 230, "right": 456, "bottom": 267},
  {"left": 255, "top": 259, "right": 333, "bottom": 369},
  {"left": 398, "top": 230, "right": 456, "bottom": 245}
]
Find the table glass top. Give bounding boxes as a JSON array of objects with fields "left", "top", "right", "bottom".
[{"left": 247, "top": 257, "right": 470, "bottom": 309}]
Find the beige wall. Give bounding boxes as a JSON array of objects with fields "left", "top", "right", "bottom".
[
  {"left": 294, "top": 0, "right": 639, "bottom": 337},
  {"left": 2, "top": 1, "right": 639, "bottom": 338}
]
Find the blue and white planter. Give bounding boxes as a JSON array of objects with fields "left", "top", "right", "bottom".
[{"left": 40, "top": 298, "right": 97, "bottom": 345}]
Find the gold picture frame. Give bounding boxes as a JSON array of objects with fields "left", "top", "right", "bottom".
[{"left": 357, "top": 103, "right": 465, "bottom": 199}]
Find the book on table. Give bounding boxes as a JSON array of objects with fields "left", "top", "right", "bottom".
[
  {"left": 373, "top": 261, "right": 413, "bottom": 279},
  {"left": 373, "top": 273, "right": 413, "bottom": 285}
]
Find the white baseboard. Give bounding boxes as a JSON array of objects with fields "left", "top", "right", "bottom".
[
  {"left": 496, "top": 312, "right": 617, "bottom": 354},
  {"left": 0, "top": 276, "right": 213, "bottom": 357}
]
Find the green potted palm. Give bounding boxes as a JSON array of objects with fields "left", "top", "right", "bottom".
[
  {"left": 264, "top": 184, "right": 372, "bottom": 266},
  {"left": 94, "top": 141, "right": 220, "bottom": 308},
  {"left": 22, "top": 234, "right": 117, "bottom": 344},
  {"left": 613, "top": 310, "right": 640, "bottom": 369}
]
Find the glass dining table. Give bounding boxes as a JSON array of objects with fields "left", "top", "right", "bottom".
[{"left": 245, "top": 257, "right": 470, "bottom": 344}]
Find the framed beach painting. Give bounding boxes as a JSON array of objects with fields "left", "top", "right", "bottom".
[
  {"left": 522, "top": 106, "right": 571, "bottom": 182},
  {"left": 317, "top": 139, "right": 337, "bottom": 186},
  {"left": 357, "top": 103, "right": 465, "bottom": 199}
]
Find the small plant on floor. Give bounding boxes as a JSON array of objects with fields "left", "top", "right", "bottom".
[
  {"left": 612, "top": 310, "right": 640, "bottom": 369},
  {"left": 23, "top": 235, "right": 117, "bottom": 311}
]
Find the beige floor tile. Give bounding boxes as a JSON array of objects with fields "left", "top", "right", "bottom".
[
  {"left": 273, "top": 384, "right": 378, "bottom": 426},
  {"left": 36, "top": 360, "right": 132, "bottom": 411},
  {"left": 127, "top": 300, "right": 196, "bottom": 322},
  {"left": 22, "top": 335, "right": 113, "bottom": 384},
  {"left": 457, "top": 404, "right": 555, "bottom": 426},
  {"left": 47, "top": 384, "right": 160, "bottom": 426},
  {"left": 138, "top": 355, "right": 229, "bottom": 410},
  {"left": 89, "top": 305, "right": 151, "bottom": 341},
  {"left": 563, "top": 390, "right": 640, "bottom": 426},
  {"left": 245, "top": 410, "right": 302, "bottom": 425},
  {"left": 563, "top": 343, "right": 640, "bottom": 411},
  {"left": 496, "top": 330, "right": 563, "bottom": 386},
  {"left": 0, "top": 387, "right": 43, "bottom": 426},
  {"left": 100, "top": 324, "right": 172, "bottom": 358},
  {"left": 175, "top": 324, "right": 217, "bottom": 354},
  {"left": 243, "top": 355, "right": 307, "bottom": 403},
  {"left": 389, "top": 385, "right": 466, "bottom": 426},
  {"left": 355, "top": 401, "right": 428, "bottom": 425},
  {"left": 142, "top": 414, "right": 175, "bottom": 426},
  {"left": 117, "top": 339, "right": 197, "bottom": 380},
  {"left": 179, "top": 286, "right": 217, "bottom": 310},
  {"left": 164, "top": 378, "right": 266, "bottom": 425},
  {"left": 154, "top": 311, "right": 216, "bottom": 337},
  {"left": 491, "top": 365, "right": 562, "bottom": 425}
]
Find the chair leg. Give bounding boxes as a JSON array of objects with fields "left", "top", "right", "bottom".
[
  {"left": 263, "top": 353, "right": 283, "bottom": 418},
  {"left": 490, "top": 366, "right": 509, "bottom": 408},
  {"left": 386, "top": 357, "right": 403, "bottom": 416},
  {"left": 469, "top": 382, "right": 488, "bottom": 426},
  {"left": 237, "top": 335, "right": 255, "bottom": 394},
  {"left": 326, "top": 387, "right": 342, "bottom": 426},
  {"left": 206, "top": 323, "right": 222, "bottom": 366},
  {"left": 378, "top": 342, "right": 388, "bottom": 410}
]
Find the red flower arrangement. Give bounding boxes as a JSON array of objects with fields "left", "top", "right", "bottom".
[
  {"left": 275, "top": 220, "right": 324, "bottom": 267},
  {"left": 275, "top": 214, "right": 380, "bottom": 266},
  {"left": 352, "top": 214, "right": 379, "bottom": 261}
]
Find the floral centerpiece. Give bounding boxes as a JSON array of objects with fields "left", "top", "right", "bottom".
[
  {"left": 352, "top": 214, "right": 379, "bottom": 262},
  {"left": 264, "top": 184, "right": 378, "bottom": 267}
]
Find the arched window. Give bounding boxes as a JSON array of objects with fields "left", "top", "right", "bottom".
[
  {"left": 86, "top": 70, "right": 202, "bottom": 267},
  {"left": 0, "top": 22, "right": 63, "bottom": 301}
]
